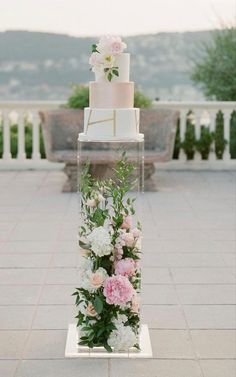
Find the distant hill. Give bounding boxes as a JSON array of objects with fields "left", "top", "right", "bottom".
[{"left": 0, "top": 30, "right": 213, "bottom": 100}]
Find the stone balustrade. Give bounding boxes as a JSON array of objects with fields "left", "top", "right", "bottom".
[{"left": 0, "top": 100, "right": 235, "bottom": 168}]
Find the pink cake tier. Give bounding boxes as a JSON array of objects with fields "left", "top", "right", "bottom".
[{"left": 89, "top": 82, "right": 134, "bottom": 109}]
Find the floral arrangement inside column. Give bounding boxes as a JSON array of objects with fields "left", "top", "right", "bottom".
[{"left": 73, "top": 154, "right": 141, "bottom": 352}]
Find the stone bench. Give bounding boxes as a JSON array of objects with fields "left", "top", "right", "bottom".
[{"left": 40, "top": 109, "right": 179, "bottom": 191}]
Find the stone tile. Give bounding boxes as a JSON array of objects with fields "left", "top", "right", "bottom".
[
  {"left": 16, "top": 359, "right": 108, "bottom": 377},
  {"left": 0, "top": 253, "right": 51, "bottom": 268},
  {"left": 57, "top": 240, "right": 78, "bottom": 253},
  {"left": 158, "top": 229, "right": 208, "bottom": 242},
  {"left": 0, "top": 269, "right": 46, "bottom": 284},
  {"left": 32, "top": 305, "right": 75, "bottom": 329},
  {"left": 0, "top": 285, "right": 41, "bottom": 305},
  {"left": 171, "top": 268, "right": 236, "bottom": 284},
  {"left": 150, "top": 329, "right": 195, "bottom": 358},
  {"left": 142, "top": 285, "right": 178, "bottom": 304},
  {"left": 50, "top": 253, "right": 77, "bottom": 268},
  {"left": 183, "top": 305, "right": 236, "bottom": 329},
  {"left": 0, "top": 331, "right": 28, "bottom": 359},
  {"left": 142, "top": 268, "right": 171, "bottom": 284},
  {"left": 142, "top": 305, "right": 186, "bottom": 329},
  {"left": 23, "top": 330, "right": 67, "bottom": 359},
  {"left": 45, "top": 268, "right": 77, "bottom": 284},
  {"left": 0, "top": 360, "right": 18, "bottom": 377},
  {"left": 177, "top": 285, "right": 236, "bottom": 304},
  {"left": 10, "top": 223, "right": 61, "bottom": 241},
  {"left": 110, "top": 359, "right": 202, "bottom": 377},
  {"left": 222, "top": 253, "right": 236, "bottom": 267},
  {"left": 200, "top": 360, "right": 236, "bottom": 377},
  {"left": 191, "top": 330, "right": 236, "bottom": 358},
  {"left": 0, "top": 306, "right": 35, "bottom": 329},
  {"left": 39, "top": 285, "right": 75, "bottom": 305},
  {"left": 0, "top": 241, "right": 54, "bottom": 254},
  {"left": 143, "top": 253, "right": 225, "bottom": 267}
]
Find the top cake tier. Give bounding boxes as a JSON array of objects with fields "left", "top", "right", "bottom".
[
  {"left": 89, "top": 36, "right": 130, "bottom": 84},
  {"left": 95, "top": 53, "right": 130, "bottom": 83}
]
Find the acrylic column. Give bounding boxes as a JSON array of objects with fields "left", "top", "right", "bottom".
[{"left": 65, "top": 137, "right": 152, "bottom": 358}]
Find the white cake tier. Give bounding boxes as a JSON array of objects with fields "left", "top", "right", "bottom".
[
  {"left": 89, "top": 82, "right": 134, "bottom": 108},
  {"left": 81, "top": 107, "right": 142, "bottom": 141},
  {"left": 95, "top": 53, "right": 130, "bottom": 83}
]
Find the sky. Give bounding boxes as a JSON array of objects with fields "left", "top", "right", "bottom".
[{"left": 0, "top": 0, "right": 235, "bottom": 36}]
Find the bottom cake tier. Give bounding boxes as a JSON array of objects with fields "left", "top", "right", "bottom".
[{"left": 82, "top": 107, "right": 141, "bottom": 141}]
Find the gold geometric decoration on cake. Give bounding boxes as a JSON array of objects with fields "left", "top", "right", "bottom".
[{"left": 85, "top": 109, "right": 117, "bottom": 136}]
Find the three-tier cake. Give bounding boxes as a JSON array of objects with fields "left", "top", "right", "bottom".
[{"left": 79, "top": 35, "right": 143, "bottom": 141}]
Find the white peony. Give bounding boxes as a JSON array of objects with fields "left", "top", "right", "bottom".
[
  {"left": 87, "top": 226, "right": 113, "bottom": 257},
  {"left": 107, "top": 323, "right": 137, "bottom": 351}
]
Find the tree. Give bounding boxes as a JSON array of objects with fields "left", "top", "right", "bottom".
[{"left": 191, "top": 27, "right": 236, "bottom": 100}]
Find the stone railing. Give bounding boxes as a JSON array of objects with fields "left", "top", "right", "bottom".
[
  {"left": 153, "top": 101, "right": 236, "bottom": 162},
  {"left": 0, "top": 100, "right": 235, "bottom": 168}
]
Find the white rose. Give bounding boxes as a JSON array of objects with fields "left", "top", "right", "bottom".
[{"left": 107, "top": 323, "right": 137, "bottom": 351}]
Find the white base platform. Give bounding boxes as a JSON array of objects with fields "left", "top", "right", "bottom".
[
  {"left": 65, "top": 324, "right": 152, "bottom": 358},
  {"left": 78, "top": 133, "right": 144, "bottom": 142}
]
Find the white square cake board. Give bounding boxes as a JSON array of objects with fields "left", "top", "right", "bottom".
[{"left": 65, "top": 324, "right": 152, "bottom": 358}]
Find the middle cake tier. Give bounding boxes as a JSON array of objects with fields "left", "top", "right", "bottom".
[{"left": 89, "top": 82, "right": 134, "bottom": 108}]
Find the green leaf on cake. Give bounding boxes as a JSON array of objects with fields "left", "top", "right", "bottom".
[
  {"left": 112, "top": 69, "right": 119, "bottom": 77},
  {"left": 108, "top": 72, "right": 113, "bottom": 81},
  {"left": 92, "top": 44, "right": 98, "bottom": 53}
]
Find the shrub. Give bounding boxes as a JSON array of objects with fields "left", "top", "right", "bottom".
[
  {"left": 196, "top": 126, "right": 214, "bottom": 160},
  {"left": 181, "top": 120, "right": 196, "bottom": 160}
]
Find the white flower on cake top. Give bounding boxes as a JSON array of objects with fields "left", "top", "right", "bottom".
[{"left": 89, "top": 35, "right": 128, "bottom": 82}]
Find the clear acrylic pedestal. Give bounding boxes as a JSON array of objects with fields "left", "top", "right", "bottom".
[{"left": 65, "top": 136, "right": 152, "bottom": 359}]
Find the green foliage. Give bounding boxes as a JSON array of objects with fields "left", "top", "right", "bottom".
[
  {"left": 181, "top": 120, "right": 196, "bottom": 160},
  {"left": 230, "top": 111, "right": 236, "bottom": 159},
  {"left": 66, "top": 85, "right": 152, "bottom": 109},
  {"left": 133, "top": 90, "right": 152, "bottom": 108},
  {"left": 0, "top": 123, "right": 45, "bottom": 159},
  {"left": 214, "top": 112, "right": 227, "bottom": 159},
  {"left": 191, "top": 27, "right": 236, "bottom": 100},
  {"left": 196, "top": 126, "right": 214, "bottom": 160},
  {"left": 66, "top": 85, "right": 89, "bottom": 109}
]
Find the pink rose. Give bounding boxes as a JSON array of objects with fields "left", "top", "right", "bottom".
[
  {"left": 86, "top": 302, "right": 97, "bottom": 317},
  {"left": 121, "top": 216, "right": 132, "bottom": 230},
  {"left": 124, "top": 232, "right": 135, "bottom": 247},
  {"left": 115, "top": 258, "right": 136, "bottom": 277},
  {"left": 103, "top": 275, "right": 134, "bottom": 305},
  {"left": 110, "top": 41, "right": 126, "bottom": 55},
  {"left": 89, "top": 52, "right": 100, "bottom": 66},
  {"left": 89, "top": 270, "right": 105, "bottom": 289},
  {"left": 131, "top": 228, "right": 141, "bottom": 238},
  {"left": 86, "top": 198, "right": 96, "bottom": 208},
  {"left": 131, "top": 295, "right": 140, "bottom": 314}
]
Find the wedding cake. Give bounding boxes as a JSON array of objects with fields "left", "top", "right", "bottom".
[{"left": 79, "top": 36, "right": 143, "bottom": 141}]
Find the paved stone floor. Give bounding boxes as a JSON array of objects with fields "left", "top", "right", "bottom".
[{"left": 0, "top": 170, "right": 235, "bottom": 377}]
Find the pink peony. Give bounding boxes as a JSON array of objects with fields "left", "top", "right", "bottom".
[
  {"left": 123, "top": 232, "right": 135, "bottom": 247},
  {"left": 103, "top": 275, "right": 134, "bottom": 305},
  {"left": 121, "top": 215, "right": 132, "bottom": 229},
  {"left": 114, "top": 258, "right": 136, "bottom": 277}
]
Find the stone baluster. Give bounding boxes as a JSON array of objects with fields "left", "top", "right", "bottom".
[
  {"left": 2, "top": 110, "right": 12, "bottom": 161},
  {"left": 223, "top": 110, "right": 232, "bottom": 161},
  {"left": 17, "top": 111, "right": 26, "bottom": 161},
  {"left": 32, "top": 110, "right": 41, "bottom": 161},
  {"left": 208, "top": 109, "right": 217, "bottom": 161},
  {"left": 179, "top": 109, "right": 187, "bottom": 161}
]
